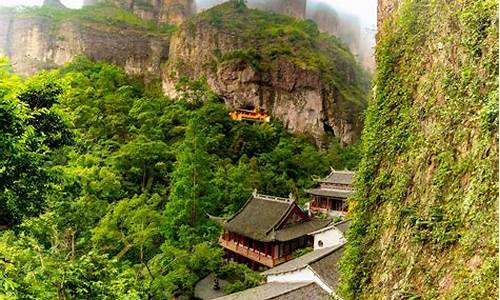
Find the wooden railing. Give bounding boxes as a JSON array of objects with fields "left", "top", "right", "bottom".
[
  {"left": 310, "top": 206, "right": 347, "bottom": 216},
  {"left": 219, "top": 237, "right": 295, "bottom": 268}
]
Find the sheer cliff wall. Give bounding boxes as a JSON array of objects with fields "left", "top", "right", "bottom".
[{"left": 340, "top": 0, "right": 498, "bottom": 298}]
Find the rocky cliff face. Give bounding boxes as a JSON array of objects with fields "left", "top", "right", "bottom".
[
  {"left": 377, "top": 0, "right": 399, "bottom": 29},
  {"left": 197, "top": 0, "right": 307, "bottom": 19},
  {"left": 163, "top": 4, "right": 368, "bottom": 144},
  {"left": 340, "top": 0, "right": 498, "bottom": 298},
  {"left": 248, "top": 0, "right": 306, "bottom": 19},
  {"left": 0, "top": 12, "right": 169, "bottom": 79},
  {"left": 87, "top": 0, "right": 195, "bottom": 24},
  {"left": 43, "top": 0, "right": 65, "bottom": 8},
  {"left": 0, "top": 3, "right": 367, "bottom": 145},
  {"left": 196, "top": 1, "right": 374, "bottom": 71},
  {"left": 305, "top": 1, "right": 374, "bottom": 71}
]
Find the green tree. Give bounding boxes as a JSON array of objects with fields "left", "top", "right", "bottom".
[
  {"left": 163, "top": 112, "right": 218, "bottom": 246},
  {"left": 92, "top": 194, "right": 164, "bottom": 263},
  {"left": 0, "top": 70, "right": 72, "bottom": 225}
]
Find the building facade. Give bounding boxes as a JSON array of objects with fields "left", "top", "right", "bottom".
[
  {"left": 219, "top": 191, "right": 330, "bottom": 269},
  {"left": 262, "top": 243, "right": 346, "bottom": 298},
  {"left": 306, "top": 169, "right": 355, "bottom": 217},
  {"left": 309, "top": 219, "right": 351, "bottom": 250}
]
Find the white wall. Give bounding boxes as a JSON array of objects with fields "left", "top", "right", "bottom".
[
  {"left": 313, "top": 227, "right": 345, "bottom": 250},
  {"left": 266, "top": 267, "right": 332, "bottom": 294}
]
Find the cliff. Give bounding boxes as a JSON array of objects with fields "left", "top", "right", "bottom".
[
  {"left": 0, "top": 5, "right": 171, "bottom": 79},
  {"left": 248, "top": 0, "right": 306, "bottom": 19},
  {"left": 163, "top": 3, "right": 369, "bottom": 144},
  {"left": 305, "top": 1, "right": 374, "bottom": 72},
  {"left": 0, "top": 2, "right": 367, "bottom": 145},
  {"left": 196, "top": 0, "right": 374, "bottom": 71},
  {"left": 42, "top": 0, "right": 65, "bottom": 8},
  {"left": 340, "top": 0, "right": 498, "bottom": 299},
  {"left": 197, "top": 0, "right": 307, "bottom": 19},
  {"left": 85, "top": 0, "right": 195, "bottom": 24}
]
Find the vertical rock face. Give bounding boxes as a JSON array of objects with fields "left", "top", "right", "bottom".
[
  {"left": 306, "top": 2, "right": 374, "bottom": 71},
  {"left": 341, "top": 0, "right": 498, "bottom": 299},
  {"left": 159, "top": 0, "right": 196, "bottom": 24},
  {"left": 197, "top": 0, "right": 307, "bottom": 19},
  {"left": 163, "top": 13, "right": 366, "bottom": 145},
  {"left": 0, "top": 15, "right": 169, "bottom": 79},
  {"left": 42, "top": 0, "right": 66, "bottom": 8},
  {"left": 87, "top": 0, "right": 195, "bottom": 24},
  {"left": 248, "top": 0, "right": 307, "bottom": 19},
  {"left": 0, "top": 3, "right": 366, "bottom": 145},
  {"left": 377, "top": 0, "right": 400, "bottom": 29},
  {"left": 0, "top": 13, "right": 13, "bottom": 58},
  {"left": 307, "top": 4, "right": 361, "bottom": 53}
]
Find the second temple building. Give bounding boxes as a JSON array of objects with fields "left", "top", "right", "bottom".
[{"left": 306, "top": 169, "right": 355, "bottom": 217}]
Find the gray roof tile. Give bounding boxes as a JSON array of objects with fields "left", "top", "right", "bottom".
[
  {"left": 213, "top": 282, "right": 329, "bottom": 300},
  {"left": 261, "top": 243, "right": 345, "bottom": 276},
  {"left": 223, "top": 193, "right": 329, "bottom": 242},
  {"left": 305, "top": 188, "right": 353, "bottom": 198},
  {"left": 321, "top": 170, "right": 355, "bottom": 185}
]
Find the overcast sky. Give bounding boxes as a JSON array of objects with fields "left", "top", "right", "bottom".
[
  {"left": 2, "top": 0, "right": 80, "bottom": 8},
  {"left": 1, "top": 0, "right": 377, "bottom": 28}
]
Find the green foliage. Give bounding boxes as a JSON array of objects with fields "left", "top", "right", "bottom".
[
  {"left": 339, "top": 0, "right": 498, "bottom": 298},
  {"left": 0, "top": 57, "right": 359, "bottom": 298},
  {"left": 217, "top": 262, "right": 263, "bottom": 294},
  {"left": 0, "top": 69, "right": 72, "bottom": 225},
  {"left": 8, "top": 3, "right": 175, "bottom": 35},
  {"left": 196, "top": 2, "right": 369, "bottom": 108},
  {"left": 231, "top": 0, "right": 247, "bottom": 10},
  {"left": 292, "top": 246, "right": 313, "bottom": 258},
  {"left": 163, "top": 112, "right": 219, "bottom": 246},
  {"left": 219, "top": 48, "right": 262, "bottom": 69}
]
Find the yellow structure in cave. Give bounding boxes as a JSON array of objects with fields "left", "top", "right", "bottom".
[{"left": 229, "top": 108, "right": 271, "bottom": 123}]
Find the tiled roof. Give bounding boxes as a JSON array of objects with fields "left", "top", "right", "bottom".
[
  {"left": 194, "top": 273, "right": 228, "bottom": 300},
  {"left": 213, "top": 282, "right": 329, "bottom": 300},
  {"left": 305, "top": 188, "right": 353, "bottom": 198},
  {"left": 223, "top": 192, "right": 329, "bottom": 242},
  {"left": 273, "top": 218, "right": 331, "bottom": 242},
  {"left": 261, "top": 243, "right": 345, "bottom": 276},
  {"left": 309, "top": 245, "right": 345, "bottom": 291},
  {"left": 271, "top": 282, "right": 329, "bottom": 299},
  {"left": 223, "top": 193, "right": 293, "bottom": 241},
  {"left": 321, "top": 170, "right": 355, "bottom": 185},
  {"left": 309, "top": 219, "right": 352, "bottom": 236},
  {"left": 334, "top": 219, "right": 351, "bottom": 234}
]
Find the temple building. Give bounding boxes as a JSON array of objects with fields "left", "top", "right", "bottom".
[
  {"left": 218, "top": 190, "right": 330, "bottom": 270},
  {"left": 229, "top": 108, "right": 270, "bottom": 123},
  {"left": 305, "top": 169, "right": 355, "bottom": 217}
]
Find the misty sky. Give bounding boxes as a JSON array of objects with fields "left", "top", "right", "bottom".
[{"left": 1, "top": 0, "right": 377, "bottom": 29}]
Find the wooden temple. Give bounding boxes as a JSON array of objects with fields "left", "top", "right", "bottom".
[
  {"left": 218, "top": 190, "right": 330, "bottom": 270},
  {"left": 305, "top": 169, "right": 355, "bottom": 217},
  {"left": 229, "top": 108, "right": 270, "bottom": 123}
]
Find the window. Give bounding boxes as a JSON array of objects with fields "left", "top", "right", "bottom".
[{"left": 318, "top": 240, "right": 324, "bottom": 248}]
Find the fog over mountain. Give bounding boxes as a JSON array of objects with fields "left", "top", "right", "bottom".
[
  {"left": 196, "top": 0, "right": 376, "bottom": 71},
  {"left": 2, "top": 0, "right": 376, "bottom": 70}
]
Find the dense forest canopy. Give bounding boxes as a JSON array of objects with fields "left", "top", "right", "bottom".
[{"left": 0, "top": 56, "right": 359, "bottom": 299}]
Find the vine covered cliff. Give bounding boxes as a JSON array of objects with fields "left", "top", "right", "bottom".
[{"left": 341, "top": 0, "right": 498, "bottom": 298}]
